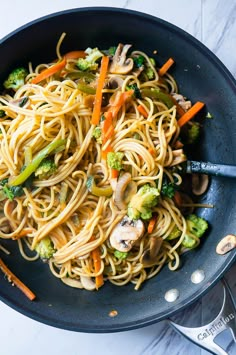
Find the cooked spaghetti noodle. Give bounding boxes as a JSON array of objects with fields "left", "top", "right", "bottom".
[{"left": 0, "top": 35, "right": 207, "bottom": 291}]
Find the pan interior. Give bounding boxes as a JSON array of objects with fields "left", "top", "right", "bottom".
[{"left": 0, "top": 7, "right": 236, "bottom": 332}]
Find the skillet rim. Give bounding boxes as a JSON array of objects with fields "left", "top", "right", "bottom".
[{"left": 0, "top": 6, "right": 235, "bottom": 333}]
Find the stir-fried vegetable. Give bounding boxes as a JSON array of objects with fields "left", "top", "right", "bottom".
[
  {"left": 178, "top": 102, "right": 205, "bottom": 127},
  {"left": 107, "top": 152, "right": 124, "bottom": 171},
  {"left": 86, "top": 176, "right": 113, "bottom": 197},
  {"left": 141, "top": 88, "right": 174, "bottom": 108},
  {"left": 91, "top": 56, "right": 109, "bottom": 125},
  {"left": 182, "top": 214, "right": 208, "bottom": 248},
  {"left": 158, "top": 57, "right": 175, "bottom": 76},
  {"left": 9, "top": 139, "right": 66, "bottom": 186},
  {"left": 4, "top": 68, "right": 28, "bottom": 91},
  {"left": 128, "top": 184, "right": 159, "bottom": 220},
  {"left": 32, "top": 59, "right": 66, "bottom": 84},
  {"left": 34, "top": 159, "right": 57, "bottom": 180},
  {"left": 35, "top": 236, "right": 55, "bottom": 259},
  {"left": 0, "top": 258, "right": 36, "bottom": 300}
]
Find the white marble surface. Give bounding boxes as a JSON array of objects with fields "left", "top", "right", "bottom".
[{"left": 0, "top": 1, "right": 236, "bottom": 354}]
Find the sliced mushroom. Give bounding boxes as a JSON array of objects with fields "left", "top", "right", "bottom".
[
  {"left": 170, "top": 149, "right": 187, "bottom": 166},
  {"left": 171, "top": 93, "right": 191, "bottom": 111},
  {"left": 192, "top": 174, "right": 209, "bottom": 195},
  {"left": 110, "top": 216, "right": 145, "bottom": 252},
  {"left": 109, "top": 44, "right": 134, "bottom": 74},
  {"left": 114, "top": 172, "right": 137, "bottom": 210},
  {"left": 141, "top": 237, "right": 163, "bottom": 267},
  {"left": 80, "top": 275, "right": 96, "bottom": 291},
  {"left": 216, "top": 234, "right": 236, "bottom": 255},
  {"left": 107, "top": 76, "right": 124, "bottom": 89}
]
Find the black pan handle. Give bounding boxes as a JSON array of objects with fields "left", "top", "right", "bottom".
[{"left": 186, "top": 161, "right": 236, "bottom": 178}]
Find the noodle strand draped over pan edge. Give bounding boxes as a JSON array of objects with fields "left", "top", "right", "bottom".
[{"left": 0, "top": 35, "right": 206, "bottom": 292}]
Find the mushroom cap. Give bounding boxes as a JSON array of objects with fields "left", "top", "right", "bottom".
[
  {"left": 109, "top": 43, "right": 134, "bottom": 74},
  {"left": 109, "top": 216, "right": 145, "bottom": 252},
  {"left": 216, "top": 234, "right": 236, "bottom": 255},
  {"left": 192, "top": 173, "right": 209, "bottom": 196},
  {"left": 114, "top": 172, "right": 137, "bottom": 210}
]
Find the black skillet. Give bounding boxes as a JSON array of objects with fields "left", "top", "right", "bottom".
[{"left": 0, "top": 7, "right": 236, "bottom": 333}]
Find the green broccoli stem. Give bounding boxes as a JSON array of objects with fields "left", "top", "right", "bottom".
[
  {"left": 9, "top": 139, "right": 66, "bottom": 186},
  {"left": 141, "top": 88, "right": 174, "bottom": 109}
]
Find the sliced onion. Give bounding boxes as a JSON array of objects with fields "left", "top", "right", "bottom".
[
  {"left": 61, "top": 277, "right": 83, "bottom": 289},
  {"left": 80, "top": 275, "right": 96, "bottom": 291},
  {"left": 114, "top": 173, "right": 137, "bottom": 210}
]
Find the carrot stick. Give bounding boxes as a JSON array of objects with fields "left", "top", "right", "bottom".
[
  {"left": 137, "top": 104, "right": 148, "bottom": 118},
  {"left": 64, "top": 50, "right": 86, "bottom": 60},
  {"left": 90, "top": 237, "right": 104, "bottom": 290},
  {"left": 108, "top": 90, "right": 133, "bottom": 119},
  {"left": 158, "top": 58, "right": 175, "bottom": 76},
  {"left": 31, "top": 58, "right": 66, "bottom": 84},
  {"left": 111, "top": 169, "right": 119, "bottom": 179},
  {"left": 102, "top": 111, "right": 114, "bottom": 143},
  {"left": 91, "top": 56, "right": 109, "bottom": 125},
  {"left": 101, "top": 143, "right": 113, "bottom": 160},
  {"left": 0, "top": 258, "right": 36, "bottom": 301},
  {"left": 177, "top": 101, "right": 205, "bottom": 127},
  {"left": 148, "top": 214, "right": 157, "bottom": 234}
]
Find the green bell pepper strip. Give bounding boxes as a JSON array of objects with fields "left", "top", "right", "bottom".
[
  {"left": 10, "top": 139, "right": 66, "bottom": 186},
  {"left": 66, "top": 71, "right": 96, "bottom": 82},
  {"left": 86, "top": 176, "right": 113, "bottom": 197},
  {"left": 141, "top": 88, "right": 174, "bottom": 109},
  {"left": 77, "top": 83, "right": 96, "bottom": 95}
]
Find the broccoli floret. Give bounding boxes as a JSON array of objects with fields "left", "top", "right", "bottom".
[
  {"left": 92, "top": 126, "right": 102, "bottom": 144},
  {"left": 186, "top": 214, "right": 208, "bottom": 238},
  {"left": 146, "top": 67, "right": 155, "bottom": 80},
  {"left": 3, "top": 67, "right": 28, "bottom": 91},
  {"left": 127, "top": 184, "right": 159, "bottom": 220},
  {"left": 34, "top": 159, "right": 57, "bottom": 179},
  {"left": 114, "top": 250, "right": 128, "bottom": 259},
  {"left": 35, "top": 236, "right": 55, "bottom": 259},
  {"left": 107, "top": 152, "right": 124, "bottom": 170},
  {"left": 77, "top": 47, "right": 103, "bottom": 71},
  {"left": 161, "top": 176, "right": 178, "bottom": 199},
  {"left": 182, "top": 214, "right": 208, "bottom": 249},
  {"left": 167, "top": 225, "right": 182, "bottom": 240},
  {"left": 133, "top": 55, "right": 145, "bottom": 68},
  {"left": 186, "top": 122, "right": 200, "bottom": 144}
]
